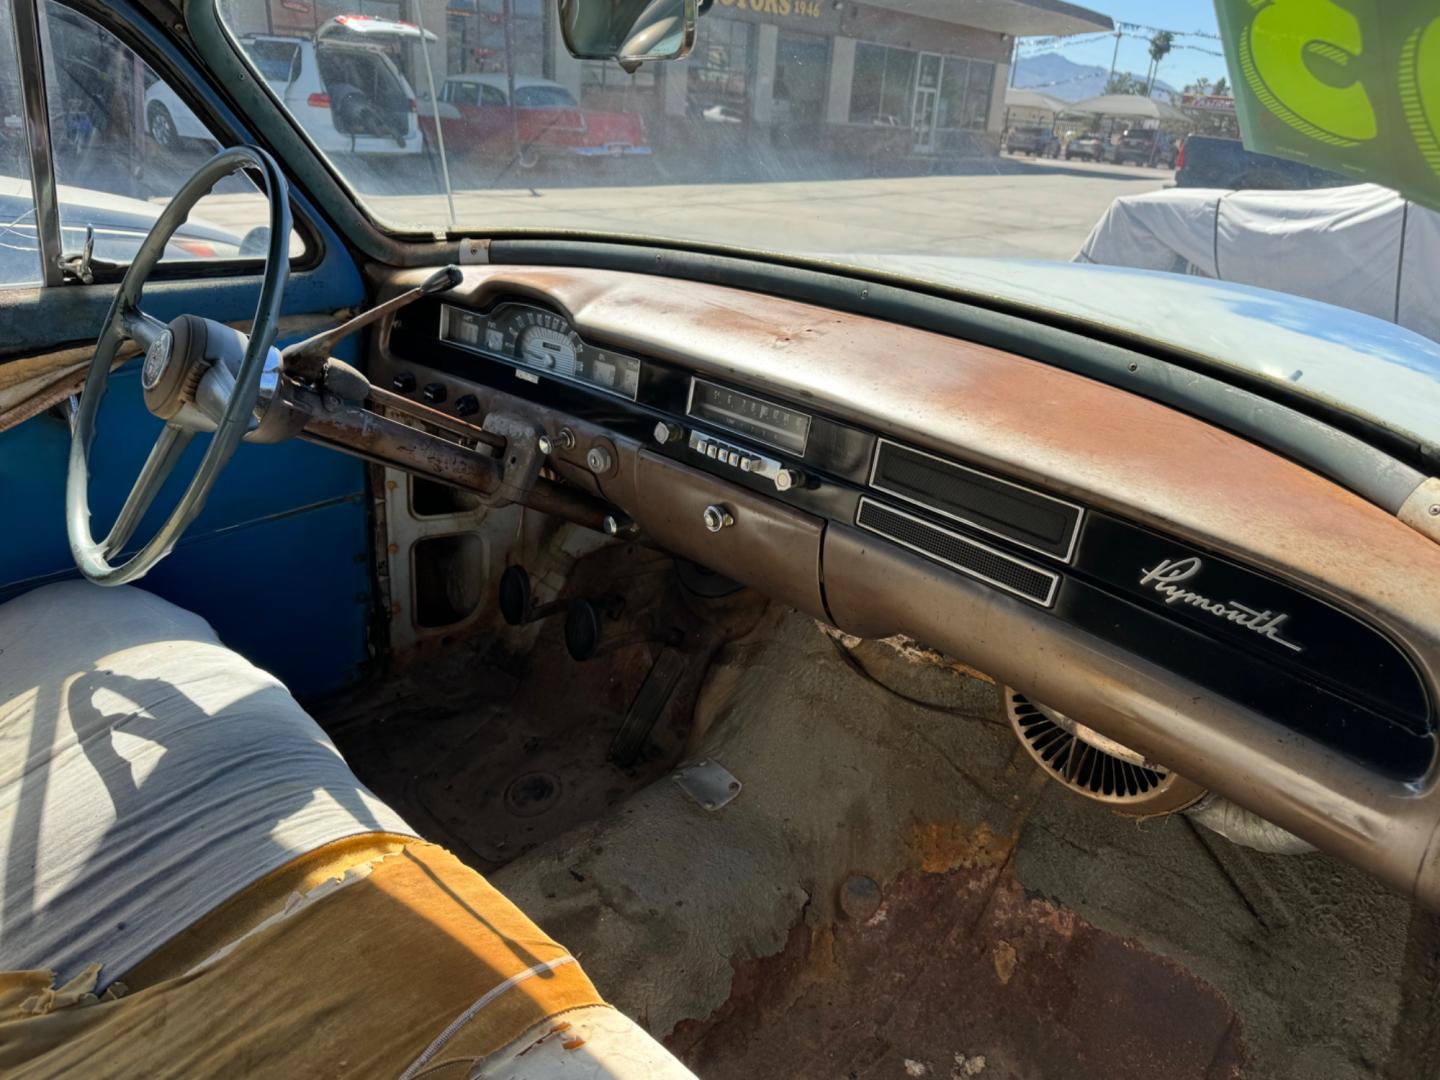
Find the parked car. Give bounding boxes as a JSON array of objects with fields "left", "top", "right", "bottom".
[
  {"left": 239, "top": 15, "right": 426, "bottom": 157},
  {"left": 1174, "top": 135, "right": 1350, "bottom": 190},
  {"left": 1109, "top": 136, "right": 1157, "bottom": 166},
  {"left": 0, "top": 173, "right": 252, "bottom": 284},
  {"left": 143, "top": 80, "right": 220, "bottom": 152},
  {"left": 421, "top": 75, "right": 649, "bottom": 168},
  {"left": 1005, "top": 125, "right": 1058, "bottom": 157},
  {"left": 1064, "top": 135, "right": 1106, "bottom": 161}
]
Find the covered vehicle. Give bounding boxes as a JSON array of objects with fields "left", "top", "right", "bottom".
[
  {"left": 1074, "top": 183, "right": 1440, "bottom": 343},
  {"left": 0, "top": 174, "right": 250, "bottom": 282},
  {"left": 238, "top": 16, "right": 425, "bottom": 155},
  {"left": 422, "top": 75, "right": 649, "bottom": 167}
]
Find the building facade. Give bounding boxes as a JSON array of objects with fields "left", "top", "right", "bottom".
[{"left": 235, "top": 0, "right": 1110, "bottom": 160}]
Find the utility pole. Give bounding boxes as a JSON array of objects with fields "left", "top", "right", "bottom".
[{"left": 1107, "top": 28, "right": 1122, "bottom": 82}]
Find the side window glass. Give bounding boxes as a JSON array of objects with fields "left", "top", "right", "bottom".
[
  {"left": 0, "top": 0, "right": 42, "bottom": 287},
  {"left": 40, "top": 2, "right": 304, "bottom": 267},
  {"left": 481, "top": 86, "right": 507, "bottom": 108}
]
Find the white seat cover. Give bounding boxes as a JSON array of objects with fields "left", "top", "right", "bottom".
[{"left": 0, "top": 581, "right": 414, "bottom": 989}]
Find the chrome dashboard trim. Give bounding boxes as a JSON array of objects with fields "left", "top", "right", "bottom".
[
  {"left": 855, "top": 495, "right": 1060, "bottom": 608},
  {"left": 868, "top": 437, "right": 1085, "bottom": 563}
]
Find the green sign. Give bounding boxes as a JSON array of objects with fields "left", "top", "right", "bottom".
[{"left": 1214, "top": 0, "right": 1440, "bottom": 210}]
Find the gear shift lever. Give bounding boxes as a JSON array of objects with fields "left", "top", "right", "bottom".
[{"left": 280, "top": 265, "right": 461, "bottom": 383}]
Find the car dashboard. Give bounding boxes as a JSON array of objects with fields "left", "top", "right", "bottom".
[{"left": 369, "top": 263, "right": 1440, "bottom": 906}]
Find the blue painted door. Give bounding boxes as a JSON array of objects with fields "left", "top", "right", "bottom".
[{"left": 0, "top": 2, "right": 374, "bottom": 699}]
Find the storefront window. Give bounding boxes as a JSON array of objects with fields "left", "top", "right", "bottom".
[
  {"left": 688, "top": 17, "right": 751, "bottom": 113},
  {"left": 935, "top": 55, "right": 994, "bottom": 131},
  {"left": 849, "top": 42, "right": 915, "bottom": 128},
  {"left": 445, "top": 0, "right": 545, "bottom": 78},
  {"left": 774, "top": 30, "right": 828, "bottom": 125}
]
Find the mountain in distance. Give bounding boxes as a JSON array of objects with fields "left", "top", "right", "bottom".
[{"left": 1013, "top": 51, "right": 1177, "bottom": 102}]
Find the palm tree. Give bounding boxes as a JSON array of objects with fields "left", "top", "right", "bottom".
[
  {"left": 1213, "top": 75, "right": 1230, "bottom": 96},
  {"left": 1145, "top": 31, "right": 1175, "bottom": 95},
  {"left": 1186, "top": 76, "right": 1212, "bottom": 95}
]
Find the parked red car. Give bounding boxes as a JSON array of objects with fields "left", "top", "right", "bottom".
[{"left": 421, "top": 75, "right": 649, "bottom": 168}]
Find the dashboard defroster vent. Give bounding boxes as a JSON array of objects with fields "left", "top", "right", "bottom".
[{"left": 855, "top": 497, "right": 1058, "bottom": 607}]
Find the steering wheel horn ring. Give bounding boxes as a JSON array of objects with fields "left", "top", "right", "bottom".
[{"left": 65, "top": 145, "right": 291, "bottom": 586}]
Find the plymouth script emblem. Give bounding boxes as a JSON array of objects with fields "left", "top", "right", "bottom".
[{"left": 1138, "top": 556, "right": 1303, "bottom": 653}]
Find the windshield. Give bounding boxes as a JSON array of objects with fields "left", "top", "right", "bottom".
[{"left": 215, "top": 0, "right": 1440, "bottom": 347}]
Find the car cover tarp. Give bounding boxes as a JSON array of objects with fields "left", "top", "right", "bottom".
[{"left": 1075, "top": 183, "right": 1440, "bottom": 344}]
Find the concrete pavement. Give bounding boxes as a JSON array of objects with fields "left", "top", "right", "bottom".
[{"left": 194, "top": 157, "right": 1171, "bottom": 263}]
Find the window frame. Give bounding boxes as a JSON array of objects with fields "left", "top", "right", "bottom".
[{"left": 3, "top": 0, "right": 322, "bottom": 291}]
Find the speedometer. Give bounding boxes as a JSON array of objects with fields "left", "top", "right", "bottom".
[
  {"left": 440, "top": 302, "right": 641, "bottom": 400},
  {"left": 517, "top": 324, "right": 579, "bottom": 375}
]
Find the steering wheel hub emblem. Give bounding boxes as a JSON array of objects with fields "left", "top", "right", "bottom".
[{"left": 141, "top": 328, "right": 174, "bottom": 391}]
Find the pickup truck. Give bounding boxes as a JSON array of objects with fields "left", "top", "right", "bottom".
[{"left": 1175, "top": 135, "right": 1349, "bottom": 190}]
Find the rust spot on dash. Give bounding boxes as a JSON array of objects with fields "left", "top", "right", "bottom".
[{"left": 561, "top": 1038, "right": 586, "bottom": 1051}]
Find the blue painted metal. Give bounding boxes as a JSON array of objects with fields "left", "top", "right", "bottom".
[{"left": 0, "top": 1, "right": 375, "bottom": 700}]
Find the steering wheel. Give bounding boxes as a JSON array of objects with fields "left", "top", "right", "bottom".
[{"left": 66, "top": 146, "right": 291, "bottom": 586}]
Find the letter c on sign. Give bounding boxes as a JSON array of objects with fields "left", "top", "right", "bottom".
[
  {"left": 1400, "top": 17, "right": 1440, "bottom": 175},
  {"left": 1243, "top": 0, "right": 1377, "bottom": 146}
]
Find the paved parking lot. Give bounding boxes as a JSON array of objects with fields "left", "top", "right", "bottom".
[
  {"left": 195, "top": 157, "right": 1171, "bottom": 263},
  {"left": 364, "top": 157, "right": 1173, "bottom": 261}
]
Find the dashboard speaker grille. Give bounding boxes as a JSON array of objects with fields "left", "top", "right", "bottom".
[
  {"left": 856, "top": 497, "right": 1058, "bottom": 606},
  {"left": 870, "top": 439, "right": 1082, "bottom": 561}
]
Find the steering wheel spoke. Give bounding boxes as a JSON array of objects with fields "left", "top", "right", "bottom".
[
  {"left": 121, "top": 305, "right": 167, "bottom": 352},
  {"left": 102, "top": 423, "right": 195, "bottom": 559}
]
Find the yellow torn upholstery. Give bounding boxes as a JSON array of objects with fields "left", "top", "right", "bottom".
[{"left": 0, "top": 841, "right": 607, "bottom": 1077}]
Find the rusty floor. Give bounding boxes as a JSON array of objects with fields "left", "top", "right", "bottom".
[{"left": 320, "top": 578, "right": 1440, "bottom": 1080}]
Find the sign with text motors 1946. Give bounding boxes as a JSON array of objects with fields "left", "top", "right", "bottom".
[{"left": 1215, "top": 0, "right": 1440, "bottom": 210}]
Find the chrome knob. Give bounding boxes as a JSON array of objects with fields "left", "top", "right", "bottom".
[
  {"left": 537, "top": 434, "right": 554, "bottom": 456},
  {"left": 603, "top": 513, "right": 638, "bottom": 539},
  {"left": 554, "top": 427, "right": 577, "bottom": 451},
  {"left": 653, "top": 420, "right": 684, "bottom": 444},
  {"left": 586, "top": 445, "right": 614, "bottom": 474},
  {"left": 772, "top": 468, "right": 803, "bottom": 492},
  {"left": 702, "top": 505, "right": 734, "bottom": 533}
]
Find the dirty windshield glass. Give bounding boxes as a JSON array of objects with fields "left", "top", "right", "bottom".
[{"left": 216, "top": 1, "right": 1440, "bottom": 345}]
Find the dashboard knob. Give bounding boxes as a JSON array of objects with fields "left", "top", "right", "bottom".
[
  {"left": 454, "top": 394, "right": 479, "bottom": 417},
  {"left": 772, "top": 468, "right": 803, "bottom": 492},
  {"left": 603, "top": 513, "right": 639, "bottom": 539},
  {"left": 702, "top": 504, "right": 734, "bottom": 532},
  {"left": 586, "top": 444, "right": 614, "bottom": 474},
  {"left": 391, "top": 371, "right": 416, "bottom": 393},
  {"left": 422, "top": 382, "right": 447, "bottom": 404},
  {"left": 653, "top": 420, "right": 684, "bottom": 445}
]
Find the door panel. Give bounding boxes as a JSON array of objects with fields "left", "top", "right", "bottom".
[{"left": 0, "top": 0, "right": 373, "bottom": 699}]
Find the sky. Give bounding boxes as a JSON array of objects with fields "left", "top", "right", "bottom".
[{"left": 1020, "top": 0, "right": 1231, "bottom": 91}]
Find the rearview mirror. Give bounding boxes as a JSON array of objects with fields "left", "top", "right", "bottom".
[{"left": 558, "top": 0, "right": 696, "bottom": 66}]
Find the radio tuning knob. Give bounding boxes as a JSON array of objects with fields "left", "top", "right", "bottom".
[
  {"left": 653, "top": 420, "right": 684, "bottom": 445},
  {"left": 772, "top": 468, "right": 803, "bottom": 492}
]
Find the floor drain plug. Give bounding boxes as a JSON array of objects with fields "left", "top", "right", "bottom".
[
  {"left": 672, "top": 759, "right": 742, "bottom": 811},
  {"left": 504, "top": 771, "right": 562, "bottom": 818}
]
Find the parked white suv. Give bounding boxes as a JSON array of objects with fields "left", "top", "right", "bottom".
[{"left": 240, "top": 15, "right": 426, "bottom": 156}]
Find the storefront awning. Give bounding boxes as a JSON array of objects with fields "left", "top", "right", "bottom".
[{"left": 855, "top": 0, "right": 1112, "bottom": 37}]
